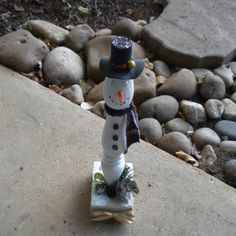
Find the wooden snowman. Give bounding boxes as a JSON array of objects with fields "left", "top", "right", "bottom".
[{"left": 91, "top": 36, "right": 144, "bottom": 223}]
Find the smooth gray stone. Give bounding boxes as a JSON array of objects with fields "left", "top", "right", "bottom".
[
  {"left": 204, "top": 99, "right": 224, "bottom": 119},
  {"left": 133, "top": 68, "right": 156, "bottom": 107},
  {"left": 65, "top": 24, "right": 95, "bottom": 52},
  {"left": 27, "top": 19, "right": 69, "bottom": 44},
  {"left": 165, "top": 118, "right": 193, "bottom": 134},
  {"left": 43, "top": 46, "right": 84, "bottom": 86},
  {"left": 191, "top": 68, "right": 214, "bottom": 80},
  {"left": 157, "top": 131, "right": 192, "bottom": 155},
  {"left": 231, "top": 92, "right": 236, "bottom": 103},
  {"left": 138, "top": 118, "right": 162, "bottom": 145},
  {"left": 180, "top": 100, "right": 206, "bottom": 127},
  {"left": 222, "top": 98, "right": 236, "bottom": 121},
  {"left": 141, "top": 0, "right": 236, "bottom": 68},
  {"left": 0, "top": 30, "right": 49, "bottom": 73},
  {"left": 156, "top": 69, "right": 197, "bottom": 100},
  {"left": 229, "top": 61, "right": 236, "bottom": 75},
  {"left": 153, "top": 60, "right": 171, "bottom": 78},
  {"left": 199, "top": 74, "right": 225, "bottom": 99},
  {"left": 214, "top": 65, "right": 234, "bottom": 88},
  {"left": 200, "top": 145, "right": 217, "bottom": 167},
  {"left": 138, "top": 95, "right": 179, "bottom": 123},
  {"left": 215, "top": 120, "right": 236, "bottom": 140},
  {"left": 221, "top": 141, "right": 236, "bottom": 154},
  {"left": 224, "top": 159, "right": 236, "bottom": 188},
  {"left": 62, "top": 84, "right": 84, "bottom": 105},
  {"left": 112, "top": 17, "right": 141, "bottom": 41},
  {"left": 93, "top": 101, "right": 107, "bottom": 119},
  {"left": 192, "top": 128, "right": 221, "bottom": 150}
]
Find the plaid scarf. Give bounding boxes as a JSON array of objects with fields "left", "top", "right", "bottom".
[{"left": 104, "top": 103, "right": 140, "bottom": 152}]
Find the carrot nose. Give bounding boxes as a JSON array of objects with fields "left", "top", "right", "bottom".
[{"left": 118, "top": 91, "right": 125, "bottom": 103}]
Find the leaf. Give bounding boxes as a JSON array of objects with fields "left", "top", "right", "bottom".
[
  {"left": 77, "top": 6, "right": 91, "bottom": 15},
  {"left": 80, "top": 102, "right": 94, "bottom": 110},
  {"left": 14, "top": 3, "right": 24, "bottom": 12},
  {"left": 176, "top": 150, "right": 199, "bottom": 167},
  {"left": 94, "top": 172, "right": 105, "bottom": 182},
  {"left": 95, "top": 183, "right": 106, "bottom": 194}
]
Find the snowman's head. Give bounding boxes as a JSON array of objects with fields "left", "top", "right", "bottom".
[{"left": 103, "top": 77, "right": 134, "bottom": 110}]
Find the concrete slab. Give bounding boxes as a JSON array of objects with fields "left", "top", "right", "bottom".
[
  {"left": 142, "top": 0, "right": 236, "bottom": 68},
  {"left": 0, "top": 65, "right": 236, "bottom": 235}
]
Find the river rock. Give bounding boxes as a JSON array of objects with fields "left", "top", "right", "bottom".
[
  {"left": 165, "top": 118, "right": 193, "bottom": 134},
  {"left": 224, "top": 159, "right": 236, "bottom": 188},
  {"left": 191, "top": 68, "right": 214, "bottom": 80},
  {"left": 65, "top": 24, "right": 95, "bottom": 52},
  {"left": 95, "top": 28, "right": 112, "bottom": 37},
  {"left": 138, "top": 95, "right": 179, "bottom": 123},
  {"left": 141, "top": 0, "right": 236, "bottom": 68},
  {"left": 156, "top": 69, "right": 197, "bottom": 100},
  {"left": 220, "top": 141, "right": 236, "bottom": 154},
  {"left": 233, "top": 81, "right": 236, "bottom": 92},
  {"left": 157, "top": 131, "right": 192, "bottom": 155},
  {"left": 153, "top": 60, "right": 171, "bottom": 78},
  {"left": 86, "top": 81, "right": 104, "bottom": 103},
  {"left": 199, "top": 145, "right": 217, "bottom": 168},
  {"left": 0, "top": 30, "right": 49, "bottom": 73},
  {"left": 231, "top": 92, "right": 236, "bottom": 103},
  {"left": 198, "top": 74, "right": 225, "bottom": 99},
  {"left": 214, "top": 65, "right": 234, "bottom": 88},
  {"left": 93, "top": 101, "right": 107, "bottom": 119},
  {"left": 214, "top": 120, "right": 236, "bottom": 140},
  {"left": 112, "top": 18, "right": 141, "bottom": 41},
  {"left": 180, "top": 100, "right": 206, "bottom": 127},
  {"left": 222, "top": 98, "right": 236, "bottom": 121},
  {"left": 43, "top": 47, "right": 84, "bottom": 86},
  {"left": 192, "top": 128, "right": 221, "bottom": 150},
  {"left": 85, "top": 35, "right": 145, "bottom": 83},
  {"left": 204, "top": 99, "right": 224, "bottom": 119},
  {"left": 62, "top": 84, "right": 84, "bottom": 105},
  {"left": 133, "top": 68, "right": 156, "bottom": 107},
  {"left": 27, "top": 20, "right": 69, "bottom": 44},
  {"left": 138, "top": 118, "right": 162, "bottom": 145},
  {"left": 229, "top": 61, "right": 236, "bottom": 75}
]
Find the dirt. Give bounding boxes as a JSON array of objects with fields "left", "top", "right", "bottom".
[{"left": 0, "top": 0, "right": 166, "bottom": 36}]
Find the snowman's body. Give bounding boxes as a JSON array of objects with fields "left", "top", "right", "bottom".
[{"left": 102, "top": 77, "right": 134, "bottom": 185}]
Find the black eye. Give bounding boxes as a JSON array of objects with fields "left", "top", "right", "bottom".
[{"left": 109, "top": 96, "right": 111, "bottom": 98}]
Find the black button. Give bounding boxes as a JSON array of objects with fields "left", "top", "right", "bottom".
[
  {"left": 112, "top": 145, "right": 118, "bottom": 150},
  {"left": 112, "top": 135, "right": 118, "bottom": 141},
  {"left": 113, "top": 124, "right": 119, "bottom": 130}
]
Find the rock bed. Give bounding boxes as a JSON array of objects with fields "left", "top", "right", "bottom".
[{"left": 0, "top": 18, "right": 235, "bottom": 189}]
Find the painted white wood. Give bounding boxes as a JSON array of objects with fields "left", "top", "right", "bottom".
[
  {"left": 101, "top": 77, "right": 134, "bottom": 185},
  {"left": 91, "top": 161, "right": 133, "bottom": 212}
]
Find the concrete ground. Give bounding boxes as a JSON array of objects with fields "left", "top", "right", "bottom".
[{"left": 0, "top": 65, "right": 236, "bottom": 236}]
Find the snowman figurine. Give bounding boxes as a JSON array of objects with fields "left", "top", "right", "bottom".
[{"left": 99, "top": 36, "right": 144, "bottom": 197}]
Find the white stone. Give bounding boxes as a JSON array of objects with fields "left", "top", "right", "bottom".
[
  {"left": 43, "top": 46, "right": 84, "bottom": 86},
  {"left": 214, "top": 64, "right": 234, "bottom": 88},
  {"left": 180, "top": 100, "right": 206, "bottom": 127},
  {"left": 62, "top": 84, "right": 84, "bottom": 105},
  {"left": 222, "top": 98, "right": 236, "bottom": 121},
  {"left": 204, "top": 99, "right": 224, "bottom": 119},
  {"left": 27, "top": 20, "right": 69, "bottom": 44}
]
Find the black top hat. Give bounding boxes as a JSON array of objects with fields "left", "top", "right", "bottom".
[{"left": 100, "top": 36, "right": 144, "bottom": 80}]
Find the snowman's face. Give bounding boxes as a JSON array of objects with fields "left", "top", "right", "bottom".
[{"left": 103, "top": 77, "right": 134, "bottom": 109}]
